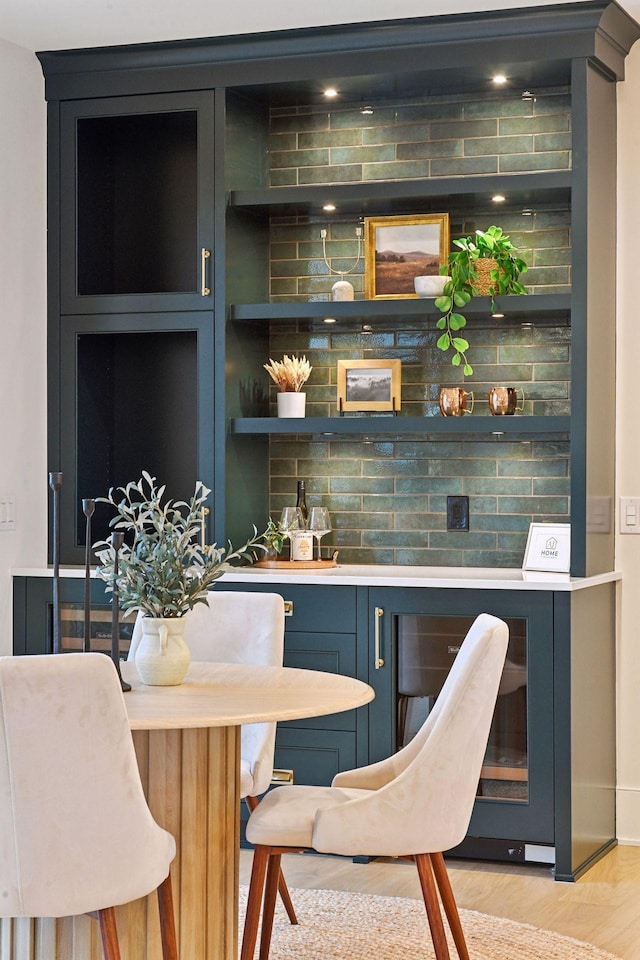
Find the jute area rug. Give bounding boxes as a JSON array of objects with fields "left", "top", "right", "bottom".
[{"left": 239, "top": 885, "right": 620, "bottom": 960}]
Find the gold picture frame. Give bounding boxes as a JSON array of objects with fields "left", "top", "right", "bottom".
[
  {"left": 337, "top": 359, "right": 401, "bottom": 413},
  {"left": 364, "top": 213, "right": 450, "bottom": 299}
]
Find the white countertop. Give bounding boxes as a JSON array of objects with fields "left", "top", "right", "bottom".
[{"left": 13, "top": 564, "right": 621, "bottom": 592}]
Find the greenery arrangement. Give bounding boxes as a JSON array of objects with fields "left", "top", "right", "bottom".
[
  {"left": 94, "top": 472, "right": 264, "bottom": 618},
  {"left": 434, "top": 226, "right": 528, "bottom": 376},
  {"left": 264, "top": 354, "right": 312, "bottom": 392},
  {"left": 263, "top": 517, "right": 286, "bottom": 556}
]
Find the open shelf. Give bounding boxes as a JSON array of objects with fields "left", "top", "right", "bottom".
[
  {"left": 230, "top": 415, "right": 570, "bottom": 436},
  {"left": 229, "top": 293, "right": 571, "bottom": 324},
  {"left": 229, "top": 171, "right": 572, "bottom": 216}
]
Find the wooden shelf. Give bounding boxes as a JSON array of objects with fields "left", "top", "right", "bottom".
[
  {"left": 230, "top": 415, "right": 571, "bottom": 436},
  {"left": 229, "top": 171, "right": 572, "bottom": 216},
  {"left": 229, "top": 293, "right": 571, "bottom": 324}
]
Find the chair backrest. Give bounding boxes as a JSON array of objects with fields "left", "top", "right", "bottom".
[
  {"left": 129, "top": 591, "right": 286, "bottom": 797},
  {"left": 0, "top": 653, "right": 175, "bottom": 918},
  {"left": 313, "top": 613, "right": 509, "bottom": 857}
]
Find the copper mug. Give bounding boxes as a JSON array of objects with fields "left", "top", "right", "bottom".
[
  {"left": 488, "top": 386, "right": 525, "bottom": 415},
  {"left": 439, "top": 387, "right": 474, "bottom": 417}
]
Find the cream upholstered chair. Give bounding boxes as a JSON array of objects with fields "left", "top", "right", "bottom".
[
  {"left": 0, "top": 652, "right": 177, "bottom": 960},
  {"left": 129, "top": 589, "right": 297, "bottom": 924},
  {"left": 241, "top": 613, "right": 509, "bottom": 960}
]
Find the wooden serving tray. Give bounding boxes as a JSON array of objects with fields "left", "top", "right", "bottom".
[{"left": 254, "top": 552, "right": 338, "bottom": 570}]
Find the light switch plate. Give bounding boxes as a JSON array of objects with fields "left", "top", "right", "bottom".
[
  {"left": 0, "top": 496, "right": 16, "bottom": 531},
  {"left": 620, "top": 497, "right": 640, "bottom": 534}
]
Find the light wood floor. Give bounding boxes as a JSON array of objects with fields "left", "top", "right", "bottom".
[{"left": 240, "top": 844, "right": 640, "bottom": 959}]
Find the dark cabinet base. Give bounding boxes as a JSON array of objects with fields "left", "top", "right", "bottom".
[{"left": 13, "top": 574, "right": 616, "bottom": 880}]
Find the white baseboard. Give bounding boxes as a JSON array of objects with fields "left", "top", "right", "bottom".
[{"left": 616, "top": 787, "right": 640, "bottom": 844}]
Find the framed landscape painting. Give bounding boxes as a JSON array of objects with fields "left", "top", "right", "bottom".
[
  {"left": 337, "top": 359, "right": 401, "bottom": 412},
  {"left": 364, "top": 213, "right": 450, "bottom": 299}
]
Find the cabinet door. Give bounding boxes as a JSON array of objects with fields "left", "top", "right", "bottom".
[
  {"left": 12, "top": 576, "right": 133, "bottom": 658},
  {"left": 59, "top": 91, "right": 215, "bottom": 314},
  {"left": 368, "top": 587, "right": 554, "bottom": 845}
]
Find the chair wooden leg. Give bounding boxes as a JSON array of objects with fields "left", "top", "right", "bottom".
[
  {"left": 241, "top": 844, "right": 270, "bottom": 960},
  {"left": 258, "top": 852, "right": 282, "bottom": 960},
  {"left": 246, "top": 794, "right": 298, "bottom": 925},
  {"left": 97, "top": 907, "right": 121, "bottom": 960},
  {"left": 157, "top": 873, "right": 179, "bottom": 960},
  {"left": 430, "top": 852, "right": 470, "bottom": 960},
  {"left": 276, "top": 868, "right": 298, "bottom": 925},
  {"left": 415, "top": 853, "right": 450, "bottom": 960}
]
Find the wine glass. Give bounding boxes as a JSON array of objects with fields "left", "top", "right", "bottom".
[
  {"left": 281, "top": 507, "right": 303, "bottom": 559},
  {"left": 309, "top": 507, "right": 332, "bottom": 561}
]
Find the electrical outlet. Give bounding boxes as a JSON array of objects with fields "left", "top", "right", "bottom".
[{"left": 447, "top": 495, "right": 469, "bottom": 531}]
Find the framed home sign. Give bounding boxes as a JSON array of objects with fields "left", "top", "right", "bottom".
[
  {"left": 364, "top": 213, "right": 450, "bottom": 299},
  {"left": 337, "top": 359, "right": 401, "bottom": 413},
  {"left": 523, "top": 522, "right": 571, "bottom": 573}
]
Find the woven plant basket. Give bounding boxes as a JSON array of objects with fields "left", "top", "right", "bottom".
[{"left": 473, "top": 257, "right": 501, "bottom": 295}]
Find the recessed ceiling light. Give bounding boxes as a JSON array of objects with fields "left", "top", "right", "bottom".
[
  {"left": 323, "top": 317, "right": 337, "bottom": 324},
  {"left": 324, "top": 87, "right": 338, "bottom": 98},
  {"left": 323, "top": 203, "right": 336, "bottom": 213},
  {"left": 491, "top": 312, "right": 505, "bottom": 319},
  {"left": 492, "top": 74, "right": 507, "bottom": 85},
  {"left": 492, "top": 194, "right": 506, "bottom": 203}
]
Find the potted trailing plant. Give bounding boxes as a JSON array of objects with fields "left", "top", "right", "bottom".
[
  {"left": 262, "top": 517, "right": 286, "bottom": 559},
  {"left": 94, "top": 472, "right": 264, "bottom": 685},
  {"left": 434, "top": 225, "right": 528, "bottom": 376},
  {"left": 264, "top": 354, "right": 312, "bottom": 418}
]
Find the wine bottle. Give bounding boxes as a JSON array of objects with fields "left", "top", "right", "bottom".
[{"left": 296, "top": 480, "right": 309, "bottom": 527}]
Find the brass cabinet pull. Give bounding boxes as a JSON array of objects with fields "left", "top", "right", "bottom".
[
  {"left": 201, "top": 247, "right": 211, "bottom": 296},
  {"left": 271, "top": 769, "right": 294, "bottom": 785},
  {"left": 283, "top": 600, "right": 294, "bottom": 617},
  {"left": 374, "top": 606, "right": 385, "bottom": 669}
]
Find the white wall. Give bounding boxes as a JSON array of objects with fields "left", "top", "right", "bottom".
[
  {"left": 615, "top": 40, "right": 640, "bottom": 843},
  {"left": 0, "top": 39, "right": 47, "bottom": 655}
]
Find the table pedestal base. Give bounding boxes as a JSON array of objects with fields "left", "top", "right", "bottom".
[{"left": 0, "top": 726, "right": 241, "bottom": 960}]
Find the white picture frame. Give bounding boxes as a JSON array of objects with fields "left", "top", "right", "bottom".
[{"left": 523, "top": 522, "right": 571, "bottom": 573}]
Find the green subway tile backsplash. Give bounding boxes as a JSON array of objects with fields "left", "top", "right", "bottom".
[{"left": 258, "top": 88, "right": 572, "bottom": 567}]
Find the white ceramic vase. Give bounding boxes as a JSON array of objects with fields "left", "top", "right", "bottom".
[
  {"left": 277, "top": 392, "right": 306, "bottom": 418},
  {"left": 135, "top": 616, "right": 191, "bottom": 686},
  {"left": 331, "top": 279, "right": 355, "bottom": 301}
]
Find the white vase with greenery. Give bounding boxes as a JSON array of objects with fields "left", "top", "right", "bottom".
[{"left": 94, "top": 472, "right": 263, "bottom": 685}]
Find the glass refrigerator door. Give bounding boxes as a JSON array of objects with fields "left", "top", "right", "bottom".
[{"left": 397, "top": 614, "right": 528, "bottom": 803}]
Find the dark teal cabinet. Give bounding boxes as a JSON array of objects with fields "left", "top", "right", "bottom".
[
  {"left": 58, "top": 91, "right": 216, "bottom": 316},
  {"left": 13, "top": 574, "right": 616, "bottom": 880},
  {"left": 39, "top": 4, "right": 640, "bottom": 575},
  {"left": 219, "top": 582, "right": 370, "bottom": 784}
]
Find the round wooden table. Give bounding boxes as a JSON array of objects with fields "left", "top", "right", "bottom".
[{"left": 19, "top": 661, "right": 373, "bottom": 960}]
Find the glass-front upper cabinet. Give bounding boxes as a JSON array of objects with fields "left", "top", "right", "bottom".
[{"left": 59, "top": 91, "right": 215, "bottom": 314}]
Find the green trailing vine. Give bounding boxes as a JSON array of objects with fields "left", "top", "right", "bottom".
[{"left": 434, "top": 226, "right": 528, "bottom": 376}]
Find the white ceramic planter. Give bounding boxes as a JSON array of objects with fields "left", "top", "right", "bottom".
[
  {"left": 414, "top": 275, "right": 451, "bottom": 297},
  {"left": 135, "top": 616, "right": 191, "bottom": 685},
  {"left": 277, "top": 392, "right": 306, "bottom": 418}
]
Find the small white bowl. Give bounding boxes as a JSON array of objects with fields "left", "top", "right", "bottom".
[{"left": 414, "top": 275, "right": 450, "bottom": 298}]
